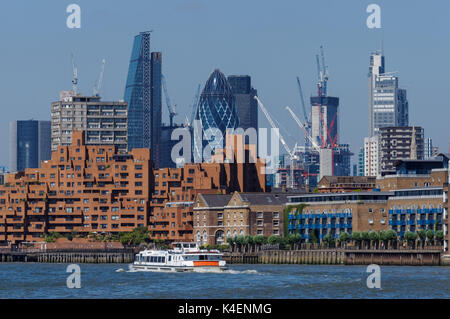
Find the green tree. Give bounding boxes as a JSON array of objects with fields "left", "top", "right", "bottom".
[
  {"left": 361, "top": 231, "right": 370, "bottom": 249},
  {"left": 351, "top": 231, "right": 362, "bottom": 248},
  {"left": 435, "top": 230, "right": 444, "bottom": 244},
  {"left": 426, "top": 229, "right": 435, "bottom": 246},
  {"left": 338, "top": 232, "right": 350, "bottom": 248},
  {"left": 268, "top": 235, "right": 279, "bottom": 245},
  {"left": 368, "top": 231, "right": 380, "bottom": 249},
  {"left": 404, "top": 231, "right": 418, "bottom": 248},
  {"left": 417, "top": 229, "right": 426, "bottom": 248}
]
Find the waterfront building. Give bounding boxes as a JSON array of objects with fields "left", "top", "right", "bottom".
[
  {"left": 444, "top": 182, "right": 449, "bottom": 252},
  {"left": 0, "top": 130, "right": 267, "bottom": 246},
  {"left": 124, "top": 32, "right": 162, "bottom": 167},
  {"left": 379, "top": 126, "right": 424, "bottom": 175},
  {"left": 10, "top": 120, "right": 51, "bottom": 172},
  {"left": 368, "top": 52, "right": 409, "bottom": 137},
  {"left": 317, "top": 176, "right": 376, "bottom": 193},
  {"left": 193, "top": 192, "right": 288, "bottom": 246},
  {"left": 387, "top": 187, "right": 444, "bottom": 238},
  {"left": 364, "top": 135, "right": 380, "bottom": 177},
  {"left": 227, "top": 75, "right": 258, "bottom": 134},
  {"left": 193, "top": 69, "right": 240, "bottom": 162},
  {"left": 1, "top": 131, "right": 152, "bottom": 245},
  {"left": 51, "top": 91, "right": 128, "bottom": 153},
  {"left": 376, "top": 155, "right": 449, "bottom": 191},
  {"left": 286, "top": 192, "right": 391, "bottom": 241}
]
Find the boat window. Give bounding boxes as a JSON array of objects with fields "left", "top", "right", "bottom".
[
  {"left": 183, "top": 244, "right": 189, "bottom": 248},
  {"left": 199, "top": 255, "right": 208, "bottom": 260},
  {"left": 168, "top": 256, "right": 172, "bottom": 261},
  {"left": 140, "top": 255, "right": 145, "bottom": 262},
  {"left": 135, "top": 255, "right": 140, "bottom": 262}
]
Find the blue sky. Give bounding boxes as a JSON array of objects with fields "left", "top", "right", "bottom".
[{"left": 0, "top": 0, "right": 449, "bottom": 167}]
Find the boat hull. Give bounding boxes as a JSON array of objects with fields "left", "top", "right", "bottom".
[{"left": 130, "top": 264, "right": 227, "bottom": 273}]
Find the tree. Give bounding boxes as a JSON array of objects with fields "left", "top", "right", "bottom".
[
  {"left": 404, "top": 231, "right": 418, "bottom": 248},
  {"left": 351, "top": 232, "right": 362, "bottom": 249},
  {"left": 368, "top": 231, "right": 380, "bottom": 249},
  {"left": 268, "top": 235, "right": 279, "bottom": 245},
  {"left": 436, "top": 230, "right": 444, "bottom": 245},
  {"left": 338, "top": 232, "right": 350, "bottom": 248},
  {"left": 426, "top": 229, "right": 435, "bottom": 246},
  {"left": 361, "top": 231, "right": 370, "bottom": 249},
  {"left": 386, "top": 230, "right": 398, "bottom": 249},
  {"left": 417, "top": 230, "right": 426, "bottom": 248}
]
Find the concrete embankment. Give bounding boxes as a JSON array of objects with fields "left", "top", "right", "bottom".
[
  {"left": 224, "top": 249, "right": 444, "bottom": 266},
  {"left": 0, "top": 250, "right": 135, "bottom": 263}
]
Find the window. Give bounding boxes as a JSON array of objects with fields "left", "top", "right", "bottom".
[{"left": 273, "top": 212, "right": 279, "bottom": 218}]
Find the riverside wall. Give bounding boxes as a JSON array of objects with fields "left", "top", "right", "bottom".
[
  {"left": 0, "top": 250, "right": 135, "bottom": 263},
  {"left": 223, "top": 249, "right": 444, "bottom": 266}
]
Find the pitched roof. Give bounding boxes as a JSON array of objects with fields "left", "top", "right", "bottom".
[
  {"left": 237, "top": 193, "right": 292, "bottom": 206},
  {"left": 199, "top": 194, "right": 232, "bottom": 207}
]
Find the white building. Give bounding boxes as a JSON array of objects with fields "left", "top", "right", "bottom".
[
  {"left": 364, "top": 136, "right": 379, "bottom": 177},
  {"left": 368, "top": 52, "right": 409, "bottom": 137}
]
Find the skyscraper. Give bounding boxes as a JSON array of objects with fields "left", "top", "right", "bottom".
[
  {"left": 193, "top": 69, "right": 240, "bottom": 162},
  {"left": 124, "top": 32, "right": 162, "bottom": 167},
  {"left": 310, "top": 96, "right": 339, "bottom": 147},
  {"left": 10, "top": 120, "right": 51, "bottom": 172},
  {"left": 227, "top": 75, "right": 258, "bottom": 133},
  {"left": 368, "top": 52, "right": 409, "bottom": 137}
]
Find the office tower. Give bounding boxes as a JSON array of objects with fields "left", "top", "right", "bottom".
[
  {"left": 310, "top": 96, "right": 339, "bottom": 147},
  {"left": 368, "top": 52, "right": 409, "bottom": 137},
  {"left": 424, "top": 138, "right": 438, "bottom": 159},
  {"left": 193, "top": 69, "right": 240, "bottom": 161},
  {"left": 364, "top": 136, "right": 380, "bottom": 177},
  {"left": 124, "top": 32, "right": 162, "bottom": 166},
  {"left": 51, "top": 91, "right": 128, "bottom": 153},
  {"left": 358, "top": 147, "right": 365, "bottom": 176},
  {"left": 379, "top": 126, "right": 424, "bottom": 175},
  {"left": 227, "top": 75, "right": 258, "bottom": 132},
  {"left": 10, "top": 120, "right": 51, "bottom": 172},
  {"left": 161, "top": 123, "right": 184, "bottom": 168},
  {"left": 150, "top": 52, "right": 162, "bottom": 168}
]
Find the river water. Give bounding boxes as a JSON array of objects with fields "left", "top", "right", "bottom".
[{"left": 0, "top": 263, "right": 448, "bottom": 298}]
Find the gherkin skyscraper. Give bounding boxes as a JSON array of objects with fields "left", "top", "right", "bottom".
[{"left": 193, "top": 69, "right": 240, "bottom": 161}]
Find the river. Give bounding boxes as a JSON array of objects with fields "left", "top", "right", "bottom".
[{"left": 0, "top": 263, "right": 448, "bottom": 298}]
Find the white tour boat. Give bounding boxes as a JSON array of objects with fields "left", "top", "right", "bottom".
[{"left": 130, "top": 242, "right": 227, "bottom": 272}]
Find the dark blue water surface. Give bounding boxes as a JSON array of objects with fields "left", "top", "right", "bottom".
[{"left": 0, "top": 263, "right": 449, "bottom": 298}]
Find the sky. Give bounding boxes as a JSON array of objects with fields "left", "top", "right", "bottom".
[{"left": 0, "top": 0, "right": 449, "bottom": 168}]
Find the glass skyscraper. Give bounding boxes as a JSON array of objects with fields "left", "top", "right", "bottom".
[
  {"left": 193, "top": 69, "right": 240, "bottom": 161},
  {"left": 10, "top": 120, "right": 51, "bottom": 172},
  {"left": 124, "top": 32, "right": 162, "bottom": 167}
]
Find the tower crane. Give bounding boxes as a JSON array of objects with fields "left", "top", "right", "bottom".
[
  {"left": 93, "top": 59, "right": 105, "bottom": 97},
  {"left": 188, "top": 84, "right": 201, "bottom": 126},
  {"left": 161, "top": 74, "right": 177, "bottom": 127},
  {"left": 286, "top": 106, "right": 320, "bottom": 152},
  {"left": 71, "top": 52, "right": 78, "bottom": 94},
  {"left": 254, "top": 96, "right": 298, "bottom": 189}
]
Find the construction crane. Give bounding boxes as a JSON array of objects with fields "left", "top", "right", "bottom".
[
  {"left": 286, "top": 106, "right": 320, "bottom": 152},
  {"left": 188, "top": 84, "right": 201, "bottom": 126},
  {"left": 254, "top": 96, "right": 298, "bottom": 189},
  {"left": 71, "top": 52, "right": 78, "bottom": 94},
  {"left": 161, "top": 74, "right": 177, "bottom": 127},
  {"left": 93, "top": 59, "right": 105, "bottom": 97}
]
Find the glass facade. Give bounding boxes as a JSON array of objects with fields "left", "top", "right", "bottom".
[
  {"left": 194, "top": 69, "right": 240, "bottom": 161},
  {"left": 10, "top": 120, "right": 51, "bottom": 172},
  {"left": 124, "top": 32, "right": 162, "bottom": 167}
]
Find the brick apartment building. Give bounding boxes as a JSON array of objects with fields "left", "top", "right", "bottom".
[
  {"left": 317, "top": 176, "right": 376, "bottom": 193},
  {"left": 0, "top": 131, "right": 267, "bottom": 245},
  {"left": 193, "top": 192, "right": 288, "bottom": 245}
]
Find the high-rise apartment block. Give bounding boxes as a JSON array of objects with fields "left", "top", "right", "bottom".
[
  {"left": 124, "top": 32, "right": 162, "bottom": 168},
  {"left": 10, "top": 120, "right": 51, "bottom": 172},
  {"left": 51, "top": 91, "right": 128, "bottom": 153},
  {"left": 364, "top": 136, "right": 380, "bottom": 177},
  {"left": 379, "top": 126, "right": 424, "bottom": 175},
  {"left": 368, "top": 52, "right": 409, "bottom": 137},
  {"left": 227, "top": 75, "right": 258, "bottom": 133}
]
